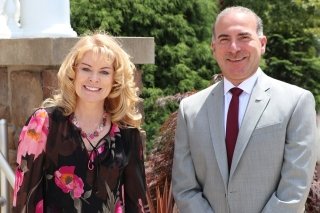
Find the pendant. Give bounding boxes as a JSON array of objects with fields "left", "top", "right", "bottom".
[{"left": 88, "top": 161, "right": 94, "bottom": 170}]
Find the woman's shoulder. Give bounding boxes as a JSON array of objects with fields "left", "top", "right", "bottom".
[
  {"left": 42, "top": 106, "right": 63, "bottom": 115},
  {"left": 25, "top": 107, "right": 68, "bottom": 128},
  {"left": 40, "top": 106, "right": 68, "bottom": 121},
  {"left": 119, "top": 125, "right": 141, "bottom": 136},
  {"left": 118, "top": 125, "right": 143, "bottom": 147}
]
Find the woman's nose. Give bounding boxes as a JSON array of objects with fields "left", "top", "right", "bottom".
[{"left": 89, "top": 73, "right": 99, "bottom": 83}]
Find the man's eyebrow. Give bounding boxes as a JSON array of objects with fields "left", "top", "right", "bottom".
[
  {"left": 238, "top": 32, "right": 252, "bottom": 36},
  {"left": 217, "top": 34, "right": 229, "bottom": 39}
]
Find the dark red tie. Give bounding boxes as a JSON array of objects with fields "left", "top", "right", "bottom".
[{"left": 226, "top": 87, "right": 243, "bottom": 170}]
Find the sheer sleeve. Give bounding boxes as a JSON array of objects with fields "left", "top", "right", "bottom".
[
  {"left": 122, "top": 128, "right": 149, "bottom": 213},
  {"left": 12, "top": 108, "right": 49, "bottom": 212}
]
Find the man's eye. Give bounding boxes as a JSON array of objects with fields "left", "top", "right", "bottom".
[
  {"left": 240, "top": 36, "right": 251, "bottom": 41},
  {"left": 219, "top": 38, "right": 229, "bottom": 44}
]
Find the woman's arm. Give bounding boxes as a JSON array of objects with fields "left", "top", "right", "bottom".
[
  {"left": 122, "top": 128, "right": 149, "bottom": 213},
  {"left": 12, "top": 109, "right": 49, "bottom": 212}
]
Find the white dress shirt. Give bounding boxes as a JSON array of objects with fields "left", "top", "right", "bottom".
[{"left": 224, "top": 68, "right": 262, "bottom": 132}]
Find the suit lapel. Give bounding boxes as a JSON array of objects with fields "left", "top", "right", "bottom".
[
  {"left": 229, "top": 74, "right": 271, "bottom": 178},
  {"left": 206, "top": 81, "right": 229, "bottom": 189}
]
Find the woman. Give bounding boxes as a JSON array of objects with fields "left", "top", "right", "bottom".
[{"left": 12, "top": 33, "right": 149, "bottom": 212}]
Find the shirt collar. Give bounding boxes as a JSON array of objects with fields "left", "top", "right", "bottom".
[{"left": 224, "top": 68, "right": 262, "bottom": 95}]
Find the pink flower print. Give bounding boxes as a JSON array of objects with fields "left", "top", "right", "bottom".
[
  {"left": 138, "top": 198, "right": 145, "bottom": 213},
  {"left": 35, "top": 199, "right": 43, "bottom": 213},
  {"left": 16, "top": 109, "right": 49, "bottom": 164},
  {"left": 12, "top": 168, "right": 24, "bottom": 207},
  {"left": 114, "top": 200, "right": 122, "bottom": 213},
  {"left": 110, "top": 123, "right": 120, "bottom": 138},
  {"left": 54, "top": 166, "right": 84, "bottom": 198}
]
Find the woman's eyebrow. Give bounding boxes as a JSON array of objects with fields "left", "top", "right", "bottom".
[{"left": 79, "top": 62, "right": 92, "bottom": 67}]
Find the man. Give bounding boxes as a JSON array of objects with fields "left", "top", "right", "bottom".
[{"left": 172, "top": 6, "right": 317, "bottom": 213}]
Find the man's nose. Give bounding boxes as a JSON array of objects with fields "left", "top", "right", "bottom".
[{"left": 229, "top": 41, "right": 240, "bottom": 53}]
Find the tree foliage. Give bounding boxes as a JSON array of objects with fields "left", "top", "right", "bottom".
[
  {"left": 220, "top": 0, "right": 320, "bottom": 109},
  {"left": 70, "top": 0, "right": 218, "bottom": 149},
  {"left": 70, "top": 0, "right": 320, "bottom": 150}
]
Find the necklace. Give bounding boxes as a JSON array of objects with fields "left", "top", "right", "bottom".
[{"left": 71, "top": 112, "right": 108, "bottom": 140}]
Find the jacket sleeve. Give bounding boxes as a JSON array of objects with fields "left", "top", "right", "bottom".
[
  {"left": 172, "top": 100, "right": 214, "bottom": 213},
  {"left": 122, "top": 128, "right": 149, "bottom": 213},
  {"left": 262, "top": 91, "right": 317, "bottom": 213},
  {"left": 12, "top": 109, "right": 49, "bottom": 213}
]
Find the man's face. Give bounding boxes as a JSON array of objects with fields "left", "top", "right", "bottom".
[{"left": 211, "top": 12, "right": 267, "bottom": 85}]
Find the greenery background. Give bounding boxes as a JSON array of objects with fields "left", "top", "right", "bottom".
[{"left": 70, "top": 0, "right": 320, "bottom": 151}]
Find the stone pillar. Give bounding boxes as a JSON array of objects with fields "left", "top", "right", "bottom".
[{"left": 19, "top": 0, "right": 76, "bottom": 37}]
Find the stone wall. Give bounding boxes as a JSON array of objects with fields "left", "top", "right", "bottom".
[
  {"left": 0, "top": 37, "right": 154, "bottom": 169},
  {"left": 1, "top": 66, "right": 58, "bottom": 166}
]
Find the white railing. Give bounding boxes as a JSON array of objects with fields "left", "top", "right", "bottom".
[
  {"left": 0, "top": 119, "right": 15, "bottom": 213},
  {"left": 0, "top": 152, "right": 14, "bottom": 187}
]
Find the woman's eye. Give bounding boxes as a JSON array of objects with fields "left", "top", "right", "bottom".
[
  {"left": 101, "top": 70, "right": 109, "bottom": 75},
  {"left": 81, "top": 67, "right": 91, "bottom": 72}
]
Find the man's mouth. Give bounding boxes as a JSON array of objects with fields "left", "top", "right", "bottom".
[{"left": 227, "top": 57, "right": 246, "bottom": 62}]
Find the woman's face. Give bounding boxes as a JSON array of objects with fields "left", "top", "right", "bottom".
[{"left": 74, "top": 50, "right": 115, "bottom": 107}]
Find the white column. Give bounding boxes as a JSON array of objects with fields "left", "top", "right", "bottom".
[
  {"left": 0, "top": 0, "right": 11, "bottom": 38},
  {"left": 19, "top": 0, "right": 77, "bottom": 37},
  {"left": 6, "top": 0, "right": 21, "bottom": 37}
]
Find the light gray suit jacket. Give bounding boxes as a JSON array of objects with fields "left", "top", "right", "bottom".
[{"left": 172, "top": 71, "right": 317, "bottom": 213}]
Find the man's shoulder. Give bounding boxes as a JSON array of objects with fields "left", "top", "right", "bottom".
[
  {"left": 182, "top": 82, "right": 220, "bottom": 104},
  {"left": 269, "top": 77, "right": 309, "bottom": 94},
  {"left": 261, "top": 73, "right": 311, "bottom": 95}
]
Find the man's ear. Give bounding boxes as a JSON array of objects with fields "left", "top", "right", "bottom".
[
  {"left": 260, "top": 36, "right": 267, "bottom": 54},
  {"left": 211, "top": 42, "right": 216, "bottom": 58},
  {"left": 211, "top": 42, "right": 215, "bottom": 52}
]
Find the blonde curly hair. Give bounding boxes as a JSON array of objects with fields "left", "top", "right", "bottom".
[{"left": 43, "top": 33, "right": 142, "bottom": 128}]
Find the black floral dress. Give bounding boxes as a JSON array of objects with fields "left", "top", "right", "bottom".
[{"left": 12, "top": 107, "right": 149, "bottom": 213}]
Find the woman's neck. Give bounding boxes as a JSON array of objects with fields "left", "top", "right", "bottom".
[{"left": 74, "top": 102, "right": 106, "bottom": 128}]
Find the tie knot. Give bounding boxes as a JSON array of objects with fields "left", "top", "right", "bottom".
[{"left": 230, "top": 87, "right": 243, "bottom": 97}]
